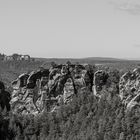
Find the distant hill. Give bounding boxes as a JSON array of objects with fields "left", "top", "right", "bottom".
[
  {"left": 34, "top": 57, "right": 133, "bottom": 65},
  {"left": 83, "top": 57, "right": 126, "bottom": 61}
]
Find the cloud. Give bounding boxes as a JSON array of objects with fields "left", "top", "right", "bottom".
[
  {"left": 109, "top": 0, "right": 140, "bottom": 15},
  {"left": 133, "top": 44, "right": 140, "bottom": 48}
]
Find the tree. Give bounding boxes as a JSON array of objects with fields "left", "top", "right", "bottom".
[{"left": 12, "top": 53, "right": 19, "bottom": 61}]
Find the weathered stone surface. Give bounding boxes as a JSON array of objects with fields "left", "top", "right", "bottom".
[
  {"left": 119, "top": 68, "right": 140, "bottom": 111},
  {"left": 63, "top": 78, "right": 75, "bottom": 103},
  {"left": 93, "top": 70, "right": 109, "bottom": 97},
  {"left": 10, "top": 64, "right": 96, "bottom": 114},
  {"left": 10, "top": 88, "right": 40, "bottom": 115},
  {"left": 93, "top": 69, "right": 120, "bottom": 97},
  {"left": 9, "top": 64, "right": 140, "bottom": 114}
]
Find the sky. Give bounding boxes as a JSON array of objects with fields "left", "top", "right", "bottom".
[{"left": 0, "top": 0, "right": 140, "bottom": 59}]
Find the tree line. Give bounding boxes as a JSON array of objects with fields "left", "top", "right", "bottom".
[{"left": 0, "top": 89, "right": 140, "bottom": 140}]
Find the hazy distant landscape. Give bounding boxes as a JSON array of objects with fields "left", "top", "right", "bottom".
[{"left": 0, "top": 55, "right": 140, "bottom": 87}]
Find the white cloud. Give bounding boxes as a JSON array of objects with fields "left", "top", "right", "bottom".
[{"left": 109, "top": 0, "right": 140, "bottom": 14}]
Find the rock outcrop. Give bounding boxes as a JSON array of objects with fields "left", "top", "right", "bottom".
[
  {"left": 93, "top": 69, "right": 120, "bottom": 98},
  {"left": 119, "top": 68, "right": 140, "bottom": 111},
  {"left": 10, "top": 64, "right": 96, "bottom": 115},
  {"left": 11, "top": 64, "right": 140, "bottom": 115}
]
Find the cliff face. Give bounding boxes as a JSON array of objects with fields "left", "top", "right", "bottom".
[
  {"left": 93, "top": 70, "right": 120, "bottom": 98},
  {"left": 93, "top": 67, "right": 140, "bottom": 111},
  {"left": 10, "top": 66, "right": 93, "bottom": 115},
  {"left": 119, "top": 68, "right": 140, "bottom": 111},
  {"left": 9, "top": 65, "right": 140, "bottom": 115}
]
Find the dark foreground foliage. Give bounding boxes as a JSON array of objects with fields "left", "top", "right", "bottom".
[{"left": 1, "top": 90, "right": 140, "bottom": 140}]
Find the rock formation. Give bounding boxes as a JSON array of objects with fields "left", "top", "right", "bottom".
[
  {"left": 10, "top": 63, "right": 140, "bottom": 115},
  {"left": 119, "top": 68, "right": 140, "bottom": 111}
]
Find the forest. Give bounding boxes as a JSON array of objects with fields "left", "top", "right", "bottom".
[{"left": 0, "top": 88, "right": 140, "bottom": 140}]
